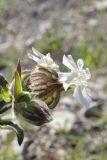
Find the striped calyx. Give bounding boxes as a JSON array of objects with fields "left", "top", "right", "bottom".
[
  {"left": 30, "top": 67, "right": 62, "bottom": 109},
  {"left": 15, "top": 99, "right": 52, "bottom": 126}
]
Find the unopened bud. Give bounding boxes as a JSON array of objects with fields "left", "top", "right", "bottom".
[{"left": 15, "top": 99, "right": 52, "bottom": 126}]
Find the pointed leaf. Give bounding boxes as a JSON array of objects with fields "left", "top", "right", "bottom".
[
  {"left": 0, "top": 119, "right": 24, "bottom": 145},
  {"left": 14, "top": 72, "right": 22, "bottom": 98},
  {"left": 16, "top": 59, "right": 21, "bottom": 77}
]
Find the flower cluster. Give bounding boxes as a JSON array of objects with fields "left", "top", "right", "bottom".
[
  {"left": 0, "top": 47, "right": 92, "bottom": 146},
  {"left": 28, "top": 47, "right": 92, "bottom": 108}
]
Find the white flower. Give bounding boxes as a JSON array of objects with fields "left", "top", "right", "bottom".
[
  {"left": 28, "top": 47, "right": 59, "bottom": 71},
  {"left": 58, "top": 55, "right": 92, "bottom": 107}
]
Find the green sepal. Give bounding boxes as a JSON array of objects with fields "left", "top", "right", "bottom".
[
  {"left": 16, "top": 91, "right": 36, "bottom": 104},
  {"left": 16, "top": 92, "right": 31, "bottom": 104},
  {"left": 0, "top": 119, "right": 24, "bottom": 146}
]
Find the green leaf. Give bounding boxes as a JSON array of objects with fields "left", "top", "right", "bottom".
[
  {"left": 0, "top": 93, "right": 3, "bottom": 100},
  {"left": 1, "top": 87, "right": 11, "bottom": 103},
  {"left": 14, "top": 72, "right": 22, "bottom": 98},
  {"left": 0, "top": 119, "right": 24, "bottom": 145}
]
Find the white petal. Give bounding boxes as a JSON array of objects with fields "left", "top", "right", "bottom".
[
  {"left": 83, "top": 68, "right": 91, "bottom": 80},
  {"left": 73, "top": 86, "right": 92, "bottom": 107},
  {"left": 32, "top": 47, "right": 44, "bottom": 58},
  {"left": 28, "top": 53, "right": 40, "bottom": 62},
  {"left": 46, "top": 53, "right": 53, "bottom": 63},
  {"left": 58, "top": 72, "right": 74, "bottom": 81},
  {"left": 77, "top": 59, "right": 84, "bottom": 70},
  {"left": 46, "top": 53, "right": 51, "bottom": 58},
  {"left": 63, "top": 55, "right": 77, "bottom": 70},
  {"left": 58, "top": 72, "right": 76, "bottom": 90},
  {"left": 68, "top": 55, "right": 77, "bottom": 67}
]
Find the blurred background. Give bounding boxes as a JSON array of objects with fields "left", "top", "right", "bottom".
[{"left": 0, "top": 0, "right": 107, "bottom": 160}]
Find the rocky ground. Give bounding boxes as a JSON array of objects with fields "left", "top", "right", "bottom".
[
  {"left": 0, "top": 0, "right": 107, "bottom": 160},
  {"left": 20, "top": 70, "right": 107, "bottom": 160}
]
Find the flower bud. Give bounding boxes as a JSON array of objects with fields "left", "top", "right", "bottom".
[
  {"left": 30, "top": 67, "right": 62, "bottom": 109},
  {"left": 15, "top": 99, "right": 52, "bottom": 126}
]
